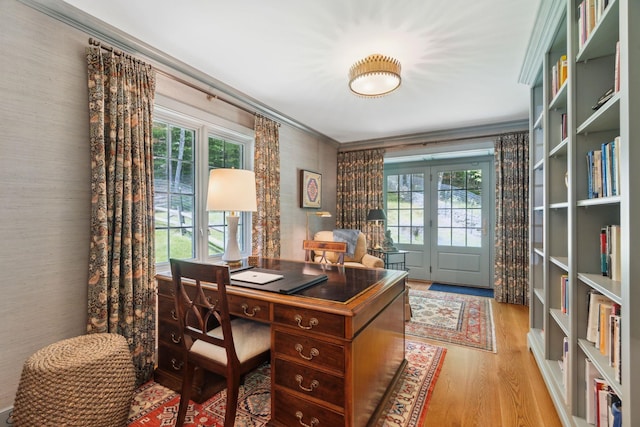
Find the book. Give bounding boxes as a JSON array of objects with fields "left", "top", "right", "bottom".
[
  {"left": 594, "top": 378, "right": 609, "bottom": 427},
  {"left": 614, "top": 136, "right": 621, "bottom": 196},
  {"left": 560, "top": 274, "right": 569, "bottom": 314},
  {"left": 609, "top": 225, "right": 621, "bottom": 281},
  {"left": 615, "top": 40, "right": 621, "bottom": 92},
  {"left": 598, "top": 301, "right": 613, "bottom": 355},
  {"left": 587, "top": 292, "right": 612, "bottom": 343},
  {"left": 585, "top": 359, "right": 599, "bottom": 424},
  {"left": 600, "top": 227, "right": 608, "bottom": 276}
]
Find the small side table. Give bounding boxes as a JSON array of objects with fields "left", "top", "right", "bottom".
[{"left": 368, "top": 248, "right": 408, "bottom": 271}]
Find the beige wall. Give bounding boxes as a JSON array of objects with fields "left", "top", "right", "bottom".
[{"left": 0, "top": 0, "right": 336, "bottom": 411}]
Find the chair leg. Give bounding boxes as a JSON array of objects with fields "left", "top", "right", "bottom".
[
  {"left": 176, "top": 361, "right": 195, "bottom": 427},
  {"left": 223, "top": 373, "right": 241, "bottom": 427}
]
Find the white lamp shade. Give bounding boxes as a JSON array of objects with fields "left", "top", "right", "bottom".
[{"left": 206, "top": 169, "right": 257, "bottom": 212}]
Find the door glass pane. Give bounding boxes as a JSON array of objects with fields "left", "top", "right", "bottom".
[
  {"left": 386, "top": 172, "right": 426, "bottom": 245},
  {"left": 436, "top": 169, "right": 483, "bottom": 247}
]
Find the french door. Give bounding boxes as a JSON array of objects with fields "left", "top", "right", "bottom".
[{"left": 385, "top": 158, "right": 494, "bottom": 287}]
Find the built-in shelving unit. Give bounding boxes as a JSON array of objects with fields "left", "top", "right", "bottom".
[{"left": 521, "top": 1, "right": 638, "bottom": 425}]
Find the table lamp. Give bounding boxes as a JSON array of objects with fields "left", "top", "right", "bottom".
[
  {"left": 366, "top": 209, "right": 386, "bottom": 249},
  {"left": 207, "top": 168, "right": 257, "bottom": 265}
]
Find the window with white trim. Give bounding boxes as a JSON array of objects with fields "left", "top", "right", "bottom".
[{"left": 152, "top": 107, "right": 252, "bottom": 268}]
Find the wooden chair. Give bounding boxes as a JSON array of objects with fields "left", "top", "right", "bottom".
[
  {"left": 303, "top": 239, "right": 348, "bottom": 264},
  {"left": 170, "top": 259, "right": 271, "bottom": 427}
]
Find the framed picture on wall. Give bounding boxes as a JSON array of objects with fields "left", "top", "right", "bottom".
[{"left": 300, "top": 170, "right": 322, "bottom": 208}]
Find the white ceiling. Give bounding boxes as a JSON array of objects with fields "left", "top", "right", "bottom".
[{"left": 62, "top": 0, "right": 540, "bottom": 144}]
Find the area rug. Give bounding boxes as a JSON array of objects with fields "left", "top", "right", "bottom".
[
  {"left": 128, "top": 341, "right": 446, "bottom": 427},
  {"left": 428, "top": 283, "right": 494, "bottom": 298},
  {"left": 406, "top": 288, "right": 497, "bottom": 353}
]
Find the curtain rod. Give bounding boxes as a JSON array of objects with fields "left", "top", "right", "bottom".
[
  {"left": 89, "top": 38, "right": 277, "bottom": 123},
  {"left": 338, "top": 129, "right": 527, "bottom": 153}
]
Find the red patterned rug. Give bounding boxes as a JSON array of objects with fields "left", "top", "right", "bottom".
[
  {"left": 406, "top": 288, "right": 496, "bottom": 352},
  {"left": 128, "top": 341, "right": 446, "bottom": 427}
]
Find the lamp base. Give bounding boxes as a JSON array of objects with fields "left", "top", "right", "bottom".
[{"left": 222, "top": 214, "right": 243, "bottom": 265}]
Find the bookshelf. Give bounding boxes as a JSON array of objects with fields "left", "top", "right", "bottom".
[{"left": 521, "top": 1, "right": 638, "bottom": 425}]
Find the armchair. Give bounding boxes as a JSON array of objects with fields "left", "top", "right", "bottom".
[{"left": 311, "top": 230, "right": 384, "bottom": 269}]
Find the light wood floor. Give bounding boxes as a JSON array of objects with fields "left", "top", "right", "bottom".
[{"left": 409, "top": 282, "right": 562, "bottom": 427}]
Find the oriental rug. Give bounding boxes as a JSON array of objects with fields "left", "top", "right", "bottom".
[
  {"left": 128, "top": 341, "right": 446, "bottom": 427},
  {"left": 406, "top": 288, "right": 497, "bottom": 353}
]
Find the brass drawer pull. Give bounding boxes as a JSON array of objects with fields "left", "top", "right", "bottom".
[
  {"left": 294, "top": 314, "right": 318, "bottom": 330},
  {"left": 294, "top": 343, "right": 319, "bottom": 361},
  {"left": 170, "top": 309, "right": 178, "bottom": 321},
  {"left": 170, "top": 358, "right": 184, "bottom": 371},
  {"left": 295, "top": 411, "right": 319, "bottom": 427},
  {"left": 295, "top": 374, "right": 319, "bottom": 392},
  {"left": 170, "top": 332, "right": 182, "bottom": 344},
  {"left": 241, "top": 303, "right": 261, "bottom": 317}
]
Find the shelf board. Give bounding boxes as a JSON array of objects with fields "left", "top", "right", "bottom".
[
  {"left": 576, "top": 0, "right": 620, "bottom": 62},
  {"left": 577, "top": 195, "right": 621, "bottom": 207},
  {"left": 534, "top": 247, "right": 544, "bottom": 258},
  {"left": 549, "top": 138, "right": 568, "bottom": 157},
  {"left": 534, "top": 158, "right": 544, "bottom": 170},
  {"left": 571, "top": 416, "right": 591, "bottom": 427},
  {"left": 549, "top": 201, "right": 568, "bottom": 209},
  {"left": 534, "top": 112, "right": 544, "bottom": 129},
  {"left": 578, "top": 338, "right": 622, "bottom": 399},
  {"left": 534, "top": 287, "right": 545, "bottom": 305},
  {"left": 577, "top": 94, "right": 620, "bottom": 134},
  {"left": 577, "top": 272, "right": 622, "bottom": 304},
  {"left": 550, "top": 82, "right": 568, "bottom": 110},
  {"left": 550, "top": 256, "right": 568, "bottom": 270},
  {"left": 550, "top": 308, "right": 570, "bottom": 335}
]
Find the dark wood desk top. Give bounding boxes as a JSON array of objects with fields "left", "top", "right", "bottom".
[{"left": 156, "top": 258, "right": 407, "bottom": 313}]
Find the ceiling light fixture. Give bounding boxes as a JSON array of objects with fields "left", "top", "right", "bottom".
[{"left": 349, "top": 54, "right": 401, "bottom": 97}]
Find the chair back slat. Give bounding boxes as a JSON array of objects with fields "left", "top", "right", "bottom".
[{"left": 170, "top": 259, "right": 237, "bottom": 364}]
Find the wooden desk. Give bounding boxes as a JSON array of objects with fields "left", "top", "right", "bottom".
[{"left": 155, "top": 258, "right": 407, "bottom": 427}]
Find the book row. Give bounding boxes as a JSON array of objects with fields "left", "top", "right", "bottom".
[
  {"left": 577, "top": 0, "right": 612, "bottom": 51},
  {"left": 551, "top": 55, "right": 567, "bottom": 100},
  {"left": 587, "top": 291, "right": 622, "bottom": 383},
  {"left": 586, "top": 359, "right": 621, "bottom": 427},
  {"left": 586, "top": 137, "right": 621, "bottom": 199}
]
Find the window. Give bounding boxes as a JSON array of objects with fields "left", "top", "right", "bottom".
[
  {"left": 152, "top": 107, "right": 252, "bottom": 267},
  {"left": 436, "top": 169, "right": 482, "bottom": 247},
  {"left": 386, "top": 173, "right": 425, "bottom": 244}
]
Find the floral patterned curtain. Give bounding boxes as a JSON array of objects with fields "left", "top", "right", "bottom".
[
  {"left": 336, "top": 149, "right": 385, "bottom": 245},
  {"left": 252, "top": 116, "right": 280, "bottom": 258},
  {"left": 494, "top": 131, "right": 529, "bottom": 304},
  {"left": 86, "top": 46, "right": 157, "bottom": 384}
]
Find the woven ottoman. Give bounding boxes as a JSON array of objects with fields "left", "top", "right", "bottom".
[{"left": 12, "top": 333, "right": 136, "bottom": 427}]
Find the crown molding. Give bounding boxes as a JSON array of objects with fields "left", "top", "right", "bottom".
[
  {"left": 339, "top": 120, "right": 529, "bottom": 152},
  {"left": 519, "top": 0, "right": 566, "bottom": 86}
]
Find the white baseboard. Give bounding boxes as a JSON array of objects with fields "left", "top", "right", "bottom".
[{"left": 0, "top": 407, "right": 13, "bottom": 425}]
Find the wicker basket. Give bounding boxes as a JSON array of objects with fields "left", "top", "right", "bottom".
[{"left": 12, "top": 333, "right": 136, "bottom": 427}]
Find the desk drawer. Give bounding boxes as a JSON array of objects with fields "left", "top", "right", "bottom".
[
  {"left": 274, "top": 358, "right": 344, "bottom": 408},
  {"left": 273, "top": 304, "right": 344, "bottom": 337},
  {"left": 274, "top": 330, "right": 344, "bottom": 372},
  {"left": 228, "top": 294, "right": 270, "bottom": 322},
  {"left": 273, "top": 389, "right": 344, "bottom": 427},
  {"left": 157, "top": 276, "right": 174, "bottom": 297}
]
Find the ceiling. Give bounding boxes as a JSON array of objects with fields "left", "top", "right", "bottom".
[{"left": 62, "top": 0, "right": 540, "bottom": 144}]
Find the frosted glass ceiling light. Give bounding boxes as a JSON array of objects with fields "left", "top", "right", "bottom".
[{"left": 349, "top": 54, "right": 401, "bottom": 97}]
